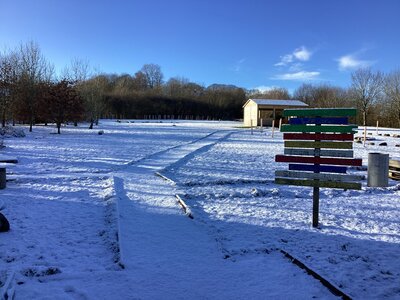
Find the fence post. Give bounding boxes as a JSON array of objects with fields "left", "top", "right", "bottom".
[
  {"left": 363, "top": 126, "right": 367, "bottom": 146},
  {"left": 0, "top": 168, "right": 6, "bottom": 189},
  {"left": 272, "top": 120, "right": 275, "bottom": 138}
]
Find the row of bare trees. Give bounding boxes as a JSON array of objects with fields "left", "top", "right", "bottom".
[
  {"left": 1, "top": 41, "right": 400, "bottom": 131},
  {"left": 292, "top": 68, "right": 400, "bottom": 127},
  {"left": 0, "top": 42, "right": 84, "bottom": 133}
]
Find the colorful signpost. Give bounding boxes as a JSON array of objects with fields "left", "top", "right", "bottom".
[{"left": 275, "top": 108, "right": 363, "bottom": 228}]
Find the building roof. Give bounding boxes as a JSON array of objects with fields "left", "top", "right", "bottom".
[{"left": 243, "top": 99, "right": 308, "bottom": 108}]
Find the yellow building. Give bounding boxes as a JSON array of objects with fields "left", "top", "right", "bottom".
[{"left": 242, "top": 99, "right": 308, "bottom": 127}]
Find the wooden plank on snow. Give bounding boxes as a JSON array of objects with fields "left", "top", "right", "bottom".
[
  {"left": 284, "top": 141, "right": 353, "bottom": 149},
  {"left": 389, "top": 159, "right": 400, "bottom": 168},
  {"left": 275, "top": 155, "right": 362, "bottom": 166},
  {"left": 288, "top": 164, "right": 347, "bottom": 173},
  {"left": 283, "top": 108, "right": 357, "bottom": 117},
  {"left": 283, "top": 133, "right": 354, "bottom": 141},
  {"left": 275, "top": 170, "right": 364, "bottom": 182},
  {"left": 289, "top": 117, "right": 349, "bottom": 125},
  {"left": 284, "top": 148, "right": 354, "bottom": 157},
  {"left": 281, "top": 124, "right": 357, "bottom": 133},
  {"left": 275, "top": 177, "right": 362, "bottom": 190}
]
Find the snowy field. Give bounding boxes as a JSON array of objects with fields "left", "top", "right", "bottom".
[{"left": 0, "top": 120, "right": 399, "bottom": 299}]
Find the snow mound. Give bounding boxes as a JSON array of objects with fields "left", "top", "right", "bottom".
[{"left": 0, "top": 126, "right": 25, "bottom": 138}]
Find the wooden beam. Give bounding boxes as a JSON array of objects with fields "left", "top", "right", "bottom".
[
  {"left": 175, "top": 194, "right": 194, "bottom": 219},
  {"left": 289, "top": 164, "right": 347, "bottom": 173},
  {"left": 281, "top": 124, "right": 357, "bottom": 133},
  {"left": 389, "top": 159, "right": 400, "bottom": 168},
  {"left": 284, "top": 148, "right": 354, "bottom": 157},
  {"left": 289, "top": 117, "right": 348, "bottom": 125},
  {"left": 275, "top": 170, "right": 364, "bottom": 182},
  {"left": 283, "top": 108, "right": 357, "bottom": 117},
  {"left": 275, "top": 155, "right": 362, "bottom": 166},
  {"left": 283, "top": 133, "right": 354, "bottom": 141},
  {"left": 284, "top": 141, "right": 353, "bottom": 149},
  {"left": 275, "top": 178, "right": 362, "bottom": 190}
]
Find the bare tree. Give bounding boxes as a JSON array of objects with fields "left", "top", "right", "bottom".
[
  {"left": 17, "top": 41, "right": 53, "bottom": 131},
  {"left": 140, "top": 64, "right": 163, "bottom": 90},
  {"left": 294, "top": 83, "right": 350, "bottom": 108},
  {"left": 250, "top": 87, "right": 290, "bottom": 100},
  {"left": 0, "top": 51, "right": 19, "bottom": 127},
  {"left": 113, "top": 74, "right": 134, "bottom": 96},
  {"left": 63, "top": 58, "right": 90, "bottom": 83},
  {"left": 384, "top": 70, "right": 400, "bottom": 127},
  {"left": 351, "top": 68, "right": 383, "bottom": 126},
  {"left": 165, "top": 77, "right": 189, "bottom": 98},
  {"left": 79, "top": 74, "right": 109, "bottom": 129},
  {"left": 132, "top": 71, "right": 148, "bottom": 92},
  {"left": 62, "top": 58, "right": 92, "bottom": 126},
  {"left": 293, "top": 83, "right": 315, "bottom": 104}
]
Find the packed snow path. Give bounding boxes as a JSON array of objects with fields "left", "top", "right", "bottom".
[{"left": 114, "top": 130, "right": 334, "bottom": 299}]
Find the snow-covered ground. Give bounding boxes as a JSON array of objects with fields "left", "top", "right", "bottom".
[{"left": 0, "top": 120, "right": 399, "bottom": 299}]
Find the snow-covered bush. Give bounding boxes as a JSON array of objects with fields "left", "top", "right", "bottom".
[{"left": 0, "top": 126, "right": 26, "bottom": 138}]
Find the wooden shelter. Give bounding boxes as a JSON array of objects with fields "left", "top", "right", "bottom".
[{"left": 242, "top": 99, "right": 308, "bottom": 126}]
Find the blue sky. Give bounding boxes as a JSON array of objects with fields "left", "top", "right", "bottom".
[{"left": 1, "top": 0, "right": 399, "bottom": 92}]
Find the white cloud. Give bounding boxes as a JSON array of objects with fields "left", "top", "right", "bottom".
[
  {"left": 275, "top": 46, "right": 312, "bottom": 66},
  {"left": 289, "top": 62, "right": 303, "bottom": 72},
  {"left": 293, "top": 46, "right": 312, "bottom": 61},
  {"left": 337, "top": 54, "right": 373, "bottom": 71},
  {"left": 274, "top": 54, "right": 294, "bottom": 66},
  {"left": 232, "top": 58, "right": 246, "bottom": 72},
  {"left": 272, "top": 71, "right": 320, "bottom": 81},
  {"left": 253, "top": 85, "right": 279, "bottom": 92}
]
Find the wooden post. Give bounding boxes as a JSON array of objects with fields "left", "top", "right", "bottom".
[
  {"left": 0, "top": 168, "right": 6, "bottom": 189},
  {"left": 251, "top": 119, "right": 253, "bottom": 135},
  {"left": 260, "top": 118, "right": 263, "bottom": 133},
  {"left": 272, "top": 120, "right": 275, "bottom": 138},
  {"left": 376, "top": 120, "right": 379, "bottom": 135},
  {"left": 312, "top": 119, "right": 321, "bottom": 228},
  {"left": 279, "top": 118, "right": 282, "bottom": 131},
  {"left": 312, "top": 186, "right": 319, "bottom": 227},
  {"left": 363, "top": 126, "right": 367, "bottom": 146}
]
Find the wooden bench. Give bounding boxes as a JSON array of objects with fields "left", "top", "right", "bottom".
[
  {"left": 0, "top": 160, "right": 18, "bottom": 189},
  {"left": 0, "top": 155, "right": 18, "bottom": 164},
  {"left": 389, "top": 159, "right": 400, "bottom": 180}
]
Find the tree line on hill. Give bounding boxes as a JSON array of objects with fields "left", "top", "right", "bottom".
[{"left": 1, "top": 41, "right": 400, "bottom": 133}]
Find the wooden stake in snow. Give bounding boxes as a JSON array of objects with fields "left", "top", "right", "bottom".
[
  {"left": 271, "top": 120, "right": 275, "bottom": 138},
  {"left": 376, "top": 120, "right": 379, "bottom": 135},
  {"left": 260, "top": 118, "right": 263, "bottom": 133},
  {"left": 363, "top": 126, "right": 367, "bottom": 146},
  {"left": 0, "top": 168, "right": 5, "bottom": 189},
  {"left": 175, "top": 194, "right": 193, "bottom": 219},
  {"left": 251, "top": 119, "right": 253, "bottom": 135},
  {"left": 279, "top": 118, "right": 282, "bottom": 131}
]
